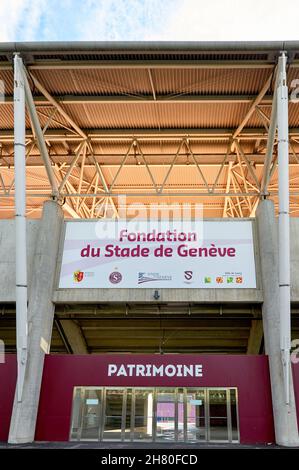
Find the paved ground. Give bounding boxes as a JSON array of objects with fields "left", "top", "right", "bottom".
[{"left": 0, "top": 441, "right": 281, "bottom": 449}]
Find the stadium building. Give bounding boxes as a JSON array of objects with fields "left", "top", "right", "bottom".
[{"left": 0, "top": 41, "right": 299, "bottom": 446}]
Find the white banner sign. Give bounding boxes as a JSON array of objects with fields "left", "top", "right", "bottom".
[{"left": 59, "top": 220, "right": 256, "bottom": 289}]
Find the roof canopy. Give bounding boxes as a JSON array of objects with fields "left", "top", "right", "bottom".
[{"left": 1, "top": 42, "right": 299, "bottom": 218}]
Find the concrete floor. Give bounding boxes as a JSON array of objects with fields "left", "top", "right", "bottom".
[{"left": 0, "top": 441, "right": 281, "bottom": 449}]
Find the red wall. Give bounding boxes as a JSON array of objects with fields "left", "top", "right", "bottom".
[
  {"left": 1, "top": 354, "right": 287, "bottom": 443},
  {"left": 34, "top": 354, "right": 275, "bottom": 444},
  {"left": 0, "top": 355, "right": 16, "bottom": 441},
  {"left": 293, "top": 362, "right": 299, "bottom": 425}
]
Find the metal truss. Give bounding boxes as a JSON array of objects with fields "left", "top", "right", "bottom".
[{"left": 0, "top": 62, "right": 299, "bottom": 218}]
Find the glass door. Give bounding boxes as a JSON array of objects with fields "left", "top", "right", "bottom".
[
  {"left": 70, "top": 387, "right": 84, "bottom": 440},
  {"left": 69, "top": 386, "right": 239, "bottom": 443},
  {"left": 186, "top": 389, "right": 206, "bottom": 441},
  {"left": 229, "top": 388, "right": 240, "bottom": 442},
  {"left": 155, "top": 389, "right": 177, "bottom": 441},
  {"left": 71, "top": 388, "right": 102, "bottom": 441},
  {"left": 102, "top": 388, "right": 125, "bottom": 441},
  {"left": 177, "top": 390, "right": 184, "bottom": 441},
  {"left": 131, "top": 389, "right": 154, "bottom": 441},
  {"left": 208, "top": 389, "right": 229, "bottom": 442}
]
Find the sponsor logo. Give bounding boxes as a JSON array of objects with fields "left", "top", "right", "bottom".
[
  {"left": 184, "top": 270, "right": 193, "bottom": 281},
  {"left": 236, "top": 276, "right": 243, "bottom": 284},
  {"left": 216, "top": 277, "right": 224, "bottom": 284},
  {"left": 109, "top": 271, "right": 123, "bottom": 284},
  {"left": 204, "top": 276, "right": 211, "bottom": 284},
  {"left": 227, "top": 276, "right": 234, "bottom": 284},
  {"left": 138, "top": 272, "right": 172, "bottom": 284},
  {"left": 73, "top": 270, "right": 84, "bottom": 282}
]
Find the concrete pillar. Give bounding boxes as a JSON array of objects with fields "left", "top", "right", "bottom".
[
  {"left": 256, "top": 199, "right": 299, "bottom": 446},
  {"left": 59, "top": 320, "right": 88, "bottom": 354},
  {"left": 8, "top": 200, "right": 64, "bottom": 443}
]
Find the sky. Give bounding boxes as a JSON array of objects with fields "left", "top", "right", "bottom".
[{"left": 0, "top": 0, "right": 299, "bottom": 42}]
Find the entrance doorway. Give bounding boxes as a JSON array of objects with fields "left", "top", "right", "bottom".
[{"left": 70, "top": 387, "right": 239, "bottom": 443}]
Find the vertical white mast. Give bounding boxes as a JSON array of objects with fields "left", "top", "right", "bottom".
[
  {"left": 14, "top": 54, "right": 28, "bottom": 402},
  {"left": 277, "top": 52, "right": 291, "bottom": 404}
]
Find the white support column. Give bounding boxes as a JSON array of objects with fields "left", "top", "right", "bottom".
[
  {"left": 13, "top": 54, "right": 28, "bottom": 402},
  {"left": 8, "top": 200, "right": 64, "bottom": 443},
  {"left": 277, "top": 52, "right": 291, "bottom": 404},
  {"left": 256, "top": 199, "right": 299, "bottom": 446}
]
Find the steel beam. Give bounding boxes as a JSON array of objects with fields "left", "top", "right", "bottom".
[
  {"left": 232, "top": 72, "right": 274, "bottom": 140},
  {"left": 2, "top": 127, "right": 299, "bottom": 141},
  {"left": 58, "top": 141, "right": 86, "bottom": 192},
  {"left": 2, "top": 156, "right": 299, "bottom": 168},
  {"left": 223, "top": 162, "right": 233, "bottom": 217},
  {"left": 261, "top": 64, "right": 281, "bottom": 195},
  {"left": 0, "top": 94, "right": 275, "bottom": 105},
  {"left": 22, "top": 68, "right": 59, "bottom": 198},
  {"left": 22, "top": 69, "right": 119, "bottom": 216},
  {"left": 28, "top": 72, "right": 86, "bottom": 139},
  {"left": 24, "top": 61, "right": 276, "bottom": 70}
]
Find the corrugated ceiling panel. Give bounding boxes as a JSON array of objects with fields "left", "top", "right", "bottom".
[
  {"left": 59, "top": 102, "right": 252, "bottom": 129},
  {"left": 246, "top": 105, "right": 271, "bottom": 128},
  {"left": 35, "top": 105, "right": 72, "bottom": 129},
  {"left": 99, "top": 164, "right": 229, "bottom": 188},
  {"left": 289, "top": 103, "right": 299, "bottom": 127},
  {"left": 30, "top": 67, "right": 275, "bottom": 97},
  {"left": 33, "top": 68, "right": 152, "bottom": 95},
  {"left": 0, "top": 57, "right": 298, "bottom": 220},
  {"left": 102, "top": 165, "right": 158, "bottom": 188},
  {"left": 61, "top": 102, "right": 158, "bottom": 128},
  {"left": 157, "top": 102, "right": 252, "bottom": 128},
  {"left": 0, "top": 70, "right": 13, "bottom": 95},
  {"left": 26, "top": 167, "right": 51, "bottom": 188},
  {"left": 0, "top": 104, "right": 14, "bottom": 129},
  {"left": 152, "top": 68, "right": 273, "bottom": 95},
  {"left": 0, "top": 104, "right": 33, "bottom": 129},
  {"left": 0, "top": 103, "right": 71, "bottom": 130},
  {"left": 288, "top": 68, "right": 299, "bottom": 87}
]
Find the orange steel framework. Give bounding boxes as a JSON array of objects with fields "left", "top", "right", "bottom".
[{"left": 0, "top": 41, "right": 299, "bottom": 219}]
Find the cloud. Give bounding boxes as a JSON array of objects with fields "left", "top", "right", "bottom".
[
  {"left": 77, "top": 0, "right": 175, "bottom": 41},
  {"left": 0, "top": 0, "right": 27, "bottom": 41},
  {"left": 19, "top": 0, "right": 48, "bottom": 41},
  {"left": 0, "top": 0, "right": 46, "bottom": 41},
  {"left": 0, "top": 0, "right": 172, "bottom": 42},
  {"left": 157, "top": 0, "right": 299, "bottom": 41},
  {"left": 0, "top": 0, "right": 298, "bottom": 42}
]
